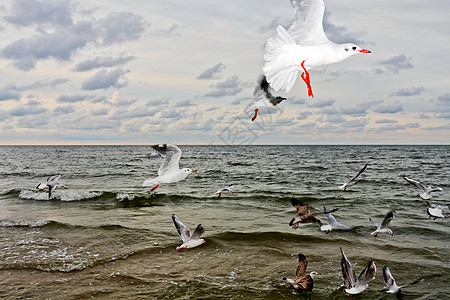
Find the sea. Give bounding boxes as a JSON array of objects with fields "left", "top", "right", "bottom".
[{"left": 0, "top": 145, "right": 448, "bottom": 299}]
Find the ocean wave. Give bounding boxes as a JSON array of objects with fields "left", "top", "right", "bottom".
[
  {"left": 18, "top": 189, "right": 103, "bottom": 202},
  {"left": 0, "top": 219, "right": 52, "bottom": 228}
]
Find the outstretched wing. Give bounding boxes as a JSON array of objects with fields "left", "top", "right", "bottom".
[
  {"left": 327, "top": 178, "right": 345, "bottom": 185},
  {"left": 150, "top": 144, "right": 181, "bottom": 176},
  {"left": 291, "top": 198, "right": 310, "bottom": 215},
  {"left": 358, "top": 261, "right": 376, "bottom": 286},
  {"left": 403, "top": 176, "right": 426, "bottom": 192},
  {"left": 369, "top": 217, "right": 380, "bottom": 228},
  {"left": 288, "top": 0, "right": 328, "bottom": 45},
  {"left": 383, "top": 265, "right": 396, "bottom": 288},
  {"left": 381, "top": 210, "right": 395, "bottom": 228},
  {"left": 340, "top": 247, "right": 357, "bottom": 289},
  {"left": 190, "top": 224, "right": 205, "bottom": 240},
  {"left": 295, "top": 253, "right": 308, "bottom": 279},
  {"left": 172, "top": 214, "right": 191, "bottom": 242},
  {"left": 348, "top": 164, "right": 368, "bottom": 183}
]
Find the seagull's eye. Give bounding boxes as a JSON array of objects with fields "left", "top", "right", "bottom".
[{"left": 352, "top": 46, "right": 357, "bottom": 51}]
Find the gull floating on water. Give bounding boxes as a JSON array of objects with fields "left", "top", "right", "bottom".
[
  {"left": 340, "top": 247, "right": 376, "bottom": 295},
  {"left": 215, "top": 184, "right": 235, "bottom": 198},
  {"left": 283, "top": 253, "right": 318, "bottom": 291},
  {"left": 327, "top": 164, "right": 368, "bottom": 191},
  {"left": 36, "top": 175, "right": 67, "bottom": 199},
  {"left": 426, "top": 201, "right": 450, "bottom": 220},
  {"left": 172, "top": 214, "right": 205, "bottom": 252},
  {"left": 320, "top": 207, "right": 351, "bottom": 234},
  {"left": 142, "top": 144, "right": 195, "bottom": 191},
  {"left": 289, "top": 197, "right": 335, "bottom": 228},
  {"left": 403, "top": 176, "right": 443, "bottom": 200},
  {"left": 370, "top": 209, "right": 395, "bottom": 237},
  {"left": 263, "top": 0, "right": 371, "bottom": 97},
  {"left": 245, "top": 75, "right": 286, "bottom": 122},
  {"left": 383, "top": 265, "right": 423, "bottom": 294}
]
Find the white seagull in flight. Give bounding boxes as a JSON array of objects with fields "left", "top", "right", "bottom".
[
  {"left": 340, "top": 247, "right": 376, "bottom": 295},
  {"left": 143, "top": 144, "right": 195, "bottom": 191},
  {"left": 327, "top": 164, "right": 368, "bottom": 191},
  {"left": 383, "top": 265, "right": 423, "bottom": 294},
  {"left": 370, "top": 210, "right": 396, "bottom": 237},
  {"left": 320, "top": 207, "right": 351, "bottom": 234},
  {"left": 36, "top": 175, "right": 67, "bottom": 199},
  {"left": 403, "top": 176, "right": 443, "bottom": 200},
  {"left": 215, "top": 184, "right": 235, "bottom": 198},
  {"left": 263, "top": 0, "right": 371, "bottom": 97},
  {"left": 172, "top": 214, "right": 205, "bottom": 252}
]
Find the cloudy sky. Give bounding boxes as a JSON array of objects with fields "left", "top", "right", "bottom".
[{"left": 0, "top": 0, "right": 449, "bottom": 145}]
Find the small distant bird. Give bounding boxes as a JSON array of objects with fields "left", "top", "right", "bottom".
[
  {"left": 262, "top": 0, "right": 371, "bottom": 97},
  {"left": 426, "top": 202, "right": 450, "bottom": 220},
  {"left": 246, "top": 75, "right": 286, "bottom": 122},
  {"left": 172, "top": 214, "right": 205, "bottom": 252},
  {"left": 289, "top": 198, "right": 336, "bottom": 228},
  {"left": 370, "top": 210, "right": 396, "bottom": 237},
  {"left": 320, "top": 207, "right": 351, "bottom": 234},
  {"left": 383, "top": 265, "right": 423, "bottom": 294},
  {"left": 143, "top": 144, "right": 195, "bottom": 191},
  {"left": 36, "top": 175, "right": 67, "bottom": 199},
  {"left": 283, "top": 253, "right": 318, "bottom": 291},
  {"left": 340, "top": 247, "right": 376, "bottom": 295},
  {"left": 403, "top": 176, "right": 443, "bottom": 200},
  {"left": 215, "top": 184, "right": 235, "bottom": 198},
  {"left": 327, "top": 164, "right": 368, "bottom": 191}
]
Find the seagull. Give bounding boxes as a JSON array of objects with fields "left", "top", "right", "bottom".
[
  {"left": 403, "top": 176, "right": 443, "bottom": 200},
  {"left": 340, "top": 247, "right": 376, "bottom": 295},
  {"left": 262, "top": 0, "right": 371, "bottom": 97},
  {"left": 320, "top": 207, "right": 351, "bottom": 234},
  {"left": 426, "top": 202, "right": 450, "bottom": 220},
  {"left": 172, "top": 214, "right": 205, "bottom": 252},
  {"left": 283, "top": 253, "right": 318, "bottom": 291},
  {"left": 383, "top": 265, "right": 423, "bottom": 294},
  {"left": 215, "top": 184, "right": 235, "bottom": 198},
  {"left": 289, "top": 198, "right": 336, "bottom": 228},
  {"left": 327, "top": 164, "right": 368, "bottom": 191},
  {"left": 36, "top": 175, "right": 67, "bottom": 199},
  {"left": 142, "top": 144, "right": 195, "bottom": 191},
  {"left": 370, "top": 210, "right": 395, "bottom": 237},
  {"left": 245, "top": 75, "right": 286, "bottom": 121}
]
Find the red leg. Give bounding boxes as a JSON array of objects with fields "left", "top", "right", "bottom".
[
  {"left": 178, "top": 246, "right": 188, "bottom": 253},
  {"left": 251, "top": 109, "right": 259, "bottom": 121},
  {"left": 300, "top": 61, "right": 313, "bottom": 97},
  {"left": 151, "top": 183, "right": 160, "bottom": 191}
]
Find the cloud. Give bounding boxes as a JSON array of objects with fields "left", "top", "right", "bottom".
[
  {"left": 375, "top": 118, "right": 397, "bottom": 124},
  {"left": 390, "top": 86, "right": 424, "bottom": 97},
  {"left": 10, "top": 100, "right": 47, "bottom": 116},
  {"left": 374, "top": 101, "right": 403, "bottom": 114},
  {"left": 53, "top": 105, "right": 75, "bottom": 114},
  {"left": 90, "top": 107, "right": 109, "bottom": 116},
  {"left": 57, "top": 94, "right": 89, "bottom": 103},
  {"left": 197, "top": 63, "right": 226, "bottom": 80},
  {"left": 308, "top": 98, "right": 335, "bottom": 108},
  {"left": 81, "top": 69, "right": 129, "bottom": 90},
  {"left": 96, "top": 12, "right": 147, "bottom": 46},
  {"left": 340, "top": 100, "right": 381, "bottom": 116},
  {"left": 5, "top": 78, "right": 69, "bottom": 92},
  {"left": 0, "top": 91, "right": 21, "bottom": 101},
  {"left": 369, "top": 124, "right": 406, "bottom": 133},
  {"left": 204, "top": 76, "right": 248, "bottom": 98},
  {"left": 73, "top": 55, "right": 136, "bottom": 72},
  {"left": 376, "top": 55, "right": 413, "bottom": 74},
  {"left": 3, "top": 0, "right": 73, "bottom": 27},
  {"left": 323, "top": 11, "right": 365, "bottom": 45}
]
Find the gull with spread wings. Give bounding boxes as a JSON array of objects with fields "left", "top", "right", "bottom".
[
  {"left": 172, "top": 214, "right": 205, "bottom": 252},
  {"left": 283, "top": 253, "right": 318, "bottom": 291},
  {"left": 340, "top": 247, "right": 376, "bottom": 295},
  {"left": 327, "top": 164, "right": 368, "bottom": 191}
]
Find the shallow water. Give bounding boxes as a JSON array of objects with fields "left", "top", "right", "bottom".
[{"left": 0, "top": 145, "right": 449, "bottom": 299}]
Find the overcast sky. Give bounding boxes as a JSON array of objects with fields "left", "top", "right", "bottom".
[{"left": 0, "top": 0, "right": 449, "bottom": 145}]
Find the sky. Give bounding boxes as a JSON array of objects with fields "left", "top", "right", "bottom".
[{"left": 0, "top": 0, "right": 449, "bottom": 145}]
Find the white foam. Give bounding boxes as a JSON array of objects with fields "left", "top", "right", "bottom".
[{"left": 19, "top": 190, "right": 102, "bottom": 202}]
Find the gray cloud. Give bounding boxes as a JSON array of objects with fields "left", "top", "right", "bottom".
[
  {"left": 81, "top": 69, "right": 129, "bottom": 90},
  {"left": 57, "top": 94, "right": 89, "bottom": 103},
  {"left": 4, "top": 0, "right": 73, "bottom": 27},
  {"left": 0, "top": 91, "right": 21, "bottom": 101},
  {"left": 376, "top": 55, "right": 413, "bottom": 74},
  {"left": 5, "top": 78, "right": 69, "bottom": 92},
  {"left": 97, "top": 12, "right": 147, "bottom": 46},
  {"left": 10, "top": 100, "right": 47, "bottom": 116},
  {"left": 73, "top": 55, "right": 136, "bottom": 72},
  {"left": 323, "top": 11, "right": 365, "bottom": 45},
  {"left": 374, "top": 101, "right": 403, "bottom": 114},
  {"left": 197, "top": 63, "right": 225, "bottom": 80},
  {"left": 308, "top": 98, "right": 335, "bottom": 108},
  {"left": 204, "top": 76, "right": 247, "bottom": 98},
  {"left": 53, "top": 105, "right": 75, "bottom": 114},
  {"left": 375, "top": 118, "right": 397, "bottom": 124},
  {"left": 390, "top": 86, "right": 424, "bottom": 97},
  {"left": 369, "top": 124, "right": 406, "bottom": 133}
]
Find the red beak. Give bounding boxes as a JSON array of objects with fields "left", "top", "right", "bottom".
[
  {"left": 359, "top": 49, "right": 371, "bottom": 53},
  {"left": 191, "top": 170, "right": 196, "bottom": 173}
]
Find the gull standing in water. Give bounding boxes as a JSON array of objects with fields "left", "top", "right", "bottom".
[
  {"left": 327, "top": 164, "right": 368, "bottom": 191},
  {"left": 403, "top": 176, "right": 443, "bottom": 200},
  {"left": 340, "top": 247, "right": 376, "bottom": 295},
  {"left": 426, "top": 202, "right": 450, "bottom": 220},
  {"left": 215, "top": 184, "right": 235, "bottom": 198},
  {"left": 263, "top": 0, "right": 371, "bottom": 97},
  {"left": 370, "top": 210, "right": 396, "bottom": 237},
  {"left": 36, "top": 175, "right": 67, "bottom": 199},
  {"left": 320, "top": 207, "right": 351, "bottom": 234},
  {"left": 383, "top": 265, "right": 423, "bottom": 294},
  {"left": 245, "top": 75, "right": 286, "bottom": 122},
  {"left": 172, "top": 214, "right": 205, "bottom": 252},
  {"left": 283, "top": 253, "right": 318, "bottom": 291},
  {"left": 143, "top": 144, "right": 195, "bottom": 191}
]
